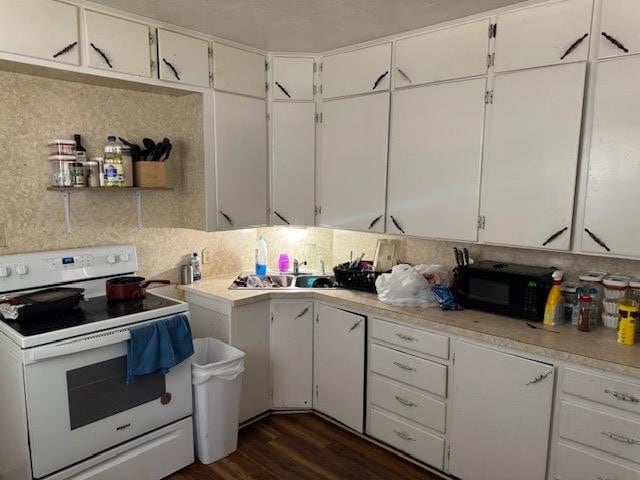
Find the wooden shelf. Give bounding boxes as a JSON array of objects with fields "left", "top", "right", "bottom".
[{"left": 47, "top": 186, "right": 173, "bottom": 192}]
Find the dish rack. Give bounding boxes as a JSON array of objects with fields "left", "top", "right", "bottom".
[{"left": 333, "top": 261, "right": 389, "bottom": 293}]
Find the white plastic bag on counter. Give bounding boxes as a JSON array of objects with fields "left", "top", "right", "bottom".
[{"left": 375, "top": 264, "right": 438, "bottom": 307}]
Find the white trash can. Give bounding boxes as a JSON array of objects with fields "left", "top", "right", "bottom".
[{"left": 192, "top": 337, "right": 246, "bottom": 464}]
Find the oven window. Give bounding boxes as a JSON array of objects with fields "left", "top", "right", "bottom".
[
  {"left": 468, "top": 278, "right": 510, "bottom": 305},
  {"left": 66, "top": 356, "right": 165, "bottom": 430}
]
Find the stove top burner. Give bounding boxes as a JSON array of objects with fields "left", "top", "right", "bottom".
[{"left": 1, "top": 294, "right": 180, "bottom": 337}]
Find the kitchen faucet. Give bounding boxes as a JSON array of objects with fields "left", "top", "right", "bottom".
[{"left": 293, "top": 258, "right": 307, "bottom": 274}]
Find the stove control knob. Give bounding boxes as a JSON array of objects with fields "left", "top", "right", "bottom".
[
  {"left": 0, "top": 265, "right": 10, "bottom": 278},
  {"left": 15, "top": 264, "right": 28, "bottom": 276},
  {"left": 106, "top": 254, "right": 117, "bottom": 264},
  {"left": 119, "top": 253, "right": 130, "bottom": 262}
]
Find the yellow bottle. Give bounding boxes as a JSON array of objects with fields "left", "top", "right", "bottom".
[
  {"left": 618, "top": 299, "right": 638, "bottom": 345},
  {"left": 544, "top": 271, "right": 565, "bottom": 327}
]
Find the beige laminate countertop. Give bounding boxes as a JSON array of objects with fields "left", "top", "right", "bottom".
[{"left": 181, "top": 278, "right": 640, "bottom": 378}]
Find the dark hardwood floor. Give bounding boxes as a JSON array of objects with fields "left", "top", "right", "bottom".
[{"left": 168, "top": 413, "right": 442, "bottom": 480}]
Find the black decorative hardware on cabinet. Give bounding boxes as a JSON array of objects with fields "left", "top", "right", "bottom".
[
  {"left": 219, "top": 211, "right": 234, "bottom": 226},
  {"left": 52, "top": 41, "right": 78, "bottom": 59},
  {"left": 368, "top": 215, "right": 382, "bottom": 230},
  {"left": 275, "top": 81, "right": 291, "bottom": 98},
  {"left": 396, "top": 68, "right": 412, "bottom": 83},
  {"left": 90, "top": 43, "right": 113, "bottom": 68},
  {"left": 585, "top": 228, "right": 611, "bottom": 252},
  {"left": 560, "top": 33, "right": 589, "bottom": 60},
  {"left": 542, "top": 226, "right": 568, "bottom": 246},
  {"left": 295, "top": 306, "right": 310, "bottom": 320},
  {"left": 390, "top": 216, "right": 405, "bottom": 234},
  {"left": 372, "top": 71, "right": 389, "bottom": 90},
  {"left": 274, "top": 211, "right": 290, "bottom": 225},
  {"left": 162, "top": 58, "right": 180, "bottom": 80},
  {"left": 601, "top": 32, "right": 629, "bottom": 53}
]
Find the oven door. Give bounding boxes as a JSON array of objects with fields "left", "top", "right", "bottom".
[{"left": 23, "top": 317, "right": 192, "bottom": 479}]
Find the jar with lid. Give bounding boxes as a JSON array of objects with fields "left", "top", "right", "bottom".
[
  {"left": 69, "top": 162, "right": 85, "bottom": 187},
  {"left": 49, "top": 155, "right": 76, "bottom": 187},
  {"left": 48, "top": 139, "right": 76, "bottom": 156},
  {"left": 84, "top": 160, "right": 101, "bottom": 187},
  {"left": 603, "top": 276, "right": 630, "bottom": 300},
  {"left": 628, "top": 279, "right": 640, "bottom": 303},
  {"left": 560, "top": 283, "right": 580, "bottom": 325},
  {"left": 578, "top": 295, "right": 595, "bottom": 332}
]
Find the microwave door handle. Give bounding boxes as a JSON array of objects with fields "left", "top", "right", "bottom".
[{"left": 25, "top": 330, "right": 132, "bottom": 364}]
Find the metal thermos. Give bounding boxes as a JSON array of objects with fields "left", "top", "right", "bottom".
[{"left": 180, "top": 265, "right": 194, "bottom": 285}]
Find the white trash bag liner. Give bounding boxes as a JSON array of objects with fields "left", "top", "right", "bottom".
[
  {"left": 192, "top": 338, "right": 246, "bottom": 464},
  {"left": 375, "top": 264, "right": 446, "bottom": 307}
]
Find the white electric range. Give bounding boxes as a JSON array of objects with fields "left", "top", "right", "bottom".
[{"left": 0, "top": 245, "right": 194, "bottom": 480}]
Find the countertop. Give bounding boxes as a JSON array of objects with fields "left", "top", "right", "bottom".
[{"left": 181, "top": 278, "right": 640, "bottom": 378}]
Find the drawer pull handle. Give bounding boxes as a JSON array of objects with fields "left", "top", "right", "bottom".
[
  {"left": 605, "top": 389, "right": 639, "bottom": 403},
  {"left": 395, "top": 333, "right": 417, "bottom": 342},
  {"left": 526, "top": 370, "right": 552, "bottom": 385},
  {"left": 601, "top": 431, "right": 640, "bottom": 445},
  {"left": 395, "top": 395, "right": 417, "bottom": 407},
  {"left": 394, "top": 430, "right": 415, "bottom": 441},
  {"left": 393, "top": 361, "right": 415, "bottom": 372}
]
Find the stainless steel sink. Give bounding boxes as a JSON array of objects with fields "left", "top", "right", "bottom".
[{"left": 230, "top": 273, "right": 336, "bottom": 290}]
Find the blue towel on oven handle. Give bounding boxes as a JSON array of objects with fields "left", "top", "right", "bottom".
[{"left": 127, "top": 314, "right": 195, "bottom": 384}]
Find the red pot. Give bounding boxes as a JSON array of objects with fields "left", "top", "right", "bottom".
[{"left": 106, "top": 276, "right": 170, "bottom": 301}]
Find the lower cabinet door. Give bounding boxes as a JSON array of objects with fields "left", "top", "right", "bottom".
[
  {"left": 555, "top": 442, "right": 640, "bottom": 480},
  {"left": 369, "top": 408, "right": 445, "bottom": 470},
  {"left": 314, "top": 304, "right": 365, "bottom": 432},
  {"left": 449, "top": 341, "right": 554, "bottom": 480}
]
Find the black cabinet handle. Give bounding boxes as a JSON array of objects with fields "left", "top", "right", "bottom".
[
  {"left": 162, "top": 58, "right": 181, "bottom": 80},
  {"left": 53, "top": 41, "right": 78, "bottom": 59},
  {"left": 275, "top": 81, "right": 291, "bottom": 98},
  {"left": 396, "top": 67, "right": 412, "bottom": 83},
  {"left": 372, "top": 71, "right": 389, "bottom": 90},
  {"left": 368, "top": 215, "right": 383, "bottom": 230},
  {"left": 560, "top": 33, "right": 589, "bottom": 60},
  {"left": 542, "top": 226, "right": 568, "bottom": 246},
  {"left": 585, "top": 228, "right": 611, "bottom": 252},
  {"left": 274, "top": 211, "right": 290, "bottom": 225},
  {"left": 390, "top": 216, "right": 405, "bottom": 234},
  {"left": 220, "top": 211, "right": 234, "bottom": 226},
  {"left": 90, "top": 43, "right": 113, "bottom": 68},
  {"left": 602, "top": 32, "right": 629, "bottom": 53}
]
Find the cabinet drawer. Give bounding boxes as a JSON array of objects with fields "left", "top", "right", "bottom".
[
  {"left": 559, "top": 401, "right": 640, "bottom": 464},
  {"left": 371, "top": 318, "right": 449, "bottom": 359},
  {"left": 556, "top": 442, "right": 640, "bottom": 480},
  {"left": 563, "top": 368, "right": 640, "bottom": 415},
  {"left": 369, "top": 408, "right": 444, "bottom": 469},
  {"left": 370, "top": 344, "right": 447, "bottom": 397},
  {"left": 370, "top": 375, "right": 446, "bottom": 433}
]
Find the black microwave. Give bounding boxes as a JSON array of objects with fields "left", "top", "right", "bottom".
[{"left": 456, "top": 261, "right": 555, "bottom": 321}]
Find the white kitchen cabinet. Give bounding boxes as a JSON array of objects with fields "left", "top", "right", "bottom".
[
  {"left": 271, "top": 102, "right": 316, "bottom": 226},
  {"left": 480, "top": 62, "right": 586, "bottom": 250},
  {"left": 314, "top": 303, "right": 366, "bottom": 433},
  {"left": 272, "top": 57, "right": 315, "bottom": 101},
  {"left": 318, "top": 93, "right": 389, "bottom": 232},
  {"left": 493, "top": 0, "right": 593, "bottom": 73},
  {"left": 599, "top": 0, "right": 640, "bottom": 59},
  {"left": 270, "top": 301, "right": 313, "bottom": 409},
  {"left": 85, "top": 10, "right": 151, "bottom": 77},
  {"left": 449, "top": 341, "right": 554, "bottom": 480},
  {"left": 321, "top": 43, "right": 391, "bottom": 99},
  {"left": 0, "top": 0, "right": 79, "bottom": 65},
  {"left": 394, "top": 19, "right": 490, "bottom": 88},
  {"left": 387, "top": 78, "right": 486, "bottom": 241},
  {"left": 581, "top": 56, "right": 640, "bottom": 257},
  {"left": 213, "top": 44, "right": 266, "bottom": 98},
  {"left": 214, "top": 91, "right": 268, "bottom": 229},
  {"left": 157, "top": 29, "right": 210, "bottom": 88},
  {"left": 555, "top": 442, "right": 640, "bottom": 480}
]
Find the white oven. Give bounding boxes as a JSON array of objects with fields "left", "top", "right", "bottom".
[{"left": 22, "top": 316, "right": 192, "bottom": 479}]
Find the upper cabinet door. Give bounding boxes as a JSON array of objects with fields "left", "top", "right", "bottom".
[
  {"left": 322, "top": 43, "right": 391, "bottom": 99},
  {"left": 318, "top": 93, "right": 389, "bottom": 232},
  {"left": 272, "top": 57, "right": 315, "bottom": 101},
  {"left": 213, "top": 44, "right": 266, "bottom": 98},
  {"left": 599, "top": 0, "right": 640, "bottom": 59},
  {"left": 157, "top": 29, "right": 210, "bottom": 88},
  {"left": 394, "top": 19, "right": 490, "bottom": 88},
  {"left": 493, "top": 0, "right": 593, "bottom": 73},
  {"left": 480, "top": 63, "right": 586, "bottom": 250},
  {"left": 388, "top": 78, "right": 486, "bottom": 241},
  {"left": 215, "top": 92, "right": 267, "bottom": 229},
  {"left": 0, "top": 0, "right": 79, "bottom": 65},
  {"left": 581, "top": 56, "right": 640, "bottom": 257},
  {"left": 85, "top": 11, "right": 151, "bottom": 77},
  {"left": 272, "top": 102, "right": 316, "bottom": 226}
]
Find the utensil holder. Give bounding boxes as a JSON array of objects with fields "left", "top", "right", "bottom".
[{"left": 134, "top": 161, "right": 167, "bottom": 188}]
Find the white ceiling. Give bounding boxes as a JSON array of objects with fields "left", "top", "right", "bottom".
[{"left": 89, "top": 0, "right": 528, "bottom": 52}]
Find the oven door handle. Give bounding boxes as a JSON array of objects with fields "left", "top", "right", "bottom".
[{"left": 25, "top": 329, "right": 132, "bottom": 364}]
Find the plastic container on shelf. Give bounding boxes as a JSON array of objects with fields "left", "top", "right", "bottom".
[
  {"left": 629, "top": 279, "right": 640, "bottom": 303},
  {"left": 579, "top": 271, "right": 606, "bottom": 320},
  {"left": 49, "top": 155, "right": 77, "bottom": 187},
  {"left": 603, "top": 299, "right": 619, "bottom": 315},
  {"left": 560, "top": 283, "right": 580, "bottom": 324},
  {"left": 48, "top": 139, "right": 76, "bottom": 156},
  {"left": 103, "top": 136, "right": 134, "bottom": 187},
  {"left": 602, "top": 313, "right": 619, "bottom": 329},
  {"left": 603, "top": 275, "right": 630, "bottom": 300}
]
